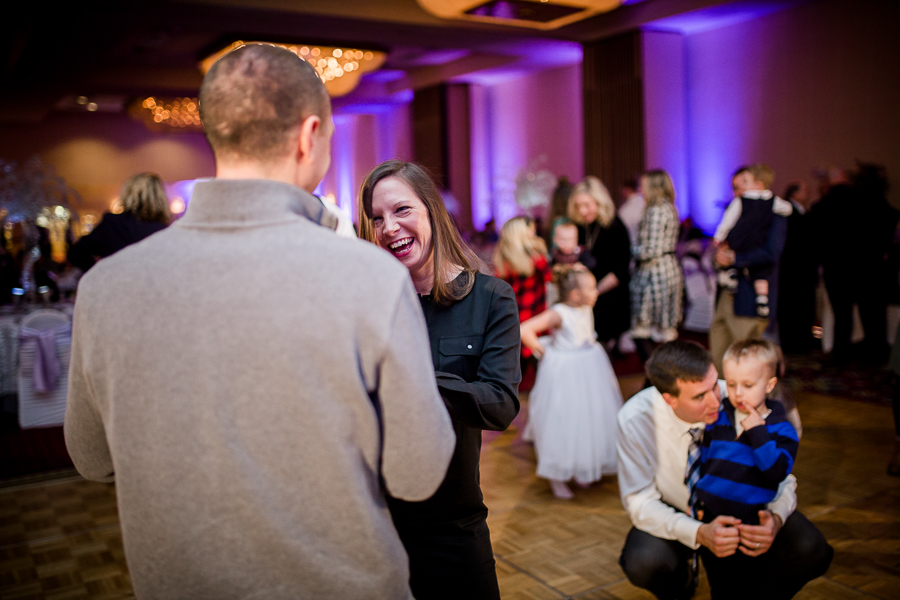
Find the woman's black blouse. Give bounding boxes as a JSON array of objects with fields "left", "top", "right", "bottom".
[
  {"left": 387, "top": 272, "right": 521, "bottom": 524},
  {"left": 578, "top": 216, "right": 632, "bottom": 343},
  {"left": 67, "top": 212, "right": 168, "bottom": 272}
]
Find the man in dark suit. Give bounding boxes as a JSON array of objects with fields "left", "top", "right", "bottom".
[
  {"left": 778, "top": 181, "right": 818, "bottom": 354},
  {"left": 812, "top": 166, "right": 899, "bottom": 363}
]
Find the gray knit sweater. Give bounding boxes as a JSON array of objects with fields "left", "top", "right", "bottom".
[{"left": 65, "top": 179, "right": 455, "bottom": 599}]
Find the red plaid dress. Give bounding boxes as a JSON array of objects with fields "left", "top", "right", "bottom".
[{"left": 496, "top": 254, "right": 552, "bottom": 359}]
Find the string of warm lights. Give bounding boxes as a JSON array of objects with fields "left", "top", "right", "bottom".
[
  {"left": 204, "top": 41, "right": 375, "bottom": 84},
  {"left": 140, "top": 97, "right": 201, "bottom": 128},
  {"left": 199, "top": 41, "right": 385, "bottom": 97},
  {"left": 131, "top": 41, "right": 384, "bottom": 131}
]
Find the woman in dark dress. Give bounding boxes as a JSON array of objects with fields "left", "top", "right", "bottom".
[
  {"left": 358, "top": 160, "right": 520, "bottom": 600},
  {"left": 569, "top": 176, "right": 632, "bottom": 351},
  {"left": 68, "top": 172, "right": 170, "bottom": 272}
]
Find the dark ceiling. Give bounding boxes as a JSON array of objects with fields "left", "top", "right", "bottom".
[{"left": 1, "top": 0, "right": 737, "bottom": 123}]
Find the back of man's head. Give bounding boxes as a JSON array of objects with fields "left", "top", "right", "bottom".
[
  {"left": 645, "top": 340, "right": 714, "bottom": 396},
  {"left": 199, "top": 44, "right": 329, "bottom": 164}
]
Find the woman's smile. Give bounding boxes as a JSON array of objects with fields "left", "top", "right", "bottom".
[
  {"left": 370, "top": 176, "right": 434, "bottom": 284},
  {"left": 388, "top": 237, "right": 415, "bottom": 256}
]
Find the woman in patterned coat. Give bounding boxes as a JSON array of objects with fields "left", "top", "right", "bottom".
[{"left": 630, "top": 169, "right": 684, "bottom": 363}]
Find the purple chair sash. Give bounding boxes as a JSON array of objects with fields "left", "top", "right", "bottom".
[{"left": 19, "top": 323, "right": 72, "bottom": 393}]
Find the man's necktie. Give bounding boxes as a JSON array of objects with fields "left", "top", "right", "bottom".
[
  {"left": 684, "top": 426, "right": 704, "bottom": 593},
  {"left": 684, "top": 426, "right": 704, "bottom": 517}
]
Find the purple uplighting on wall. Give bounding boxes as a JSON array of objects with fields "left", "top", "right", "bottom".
[
  {"left": 468, "top": 62, "right": 584, "bottom": 230},
  {"left": 454, "top": 40, "right": 582, "bottom": 87},
  {"left": 641, "top": 0, "right": 802, "bottom": 233},
  {"left": 643, "top": 0, "right": 797, "bottom": 35}
]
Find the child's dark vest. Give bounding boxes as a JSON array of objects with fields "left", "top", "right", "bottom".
[{"left": 725, "top": 195, "right": 774, "bottom": 253}]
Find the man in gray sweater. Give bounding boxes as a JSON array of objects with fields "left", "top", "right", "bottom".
[{"left": 64, "top": 44, "right": 455, "bottom": 599}]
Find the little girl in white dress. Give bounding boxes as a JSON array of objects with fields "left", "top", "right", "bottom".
[{"left": 520, "top": 264, "right": 624, "bottom": 499}]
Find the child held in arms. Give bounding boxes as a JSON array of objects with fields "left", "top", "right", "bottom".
[
  {"left": 713, "top": 164, "right": 792, "bottom": 318},
  {"left": 548, "top": 219, "right": 596, "bottom": 306},
  {"left": 694, "top": 339, "right": 799, "bottom": 554},
  {"left": 550, "top": 219, "right": 596, "bottom": 270}
]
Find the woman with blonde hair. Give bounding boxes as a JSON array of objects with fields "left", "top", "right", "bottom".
[
  {"left": 68, "top": 172, "right": 171, "bottom": 272},
  {"left": 493, "top": 216, "right": 552, "bottom": 386},
  {"left": 569, "top": 176, "right": 632, "bottom": 351},
  {"left": 630, "top": 169, "right": 684, "bottom": 363},
  {"left": 493, "top": 216, "right": 547, "bottom": 280},
  {"left": 358, "top": 159, "right": 520, "bottom": 600}
]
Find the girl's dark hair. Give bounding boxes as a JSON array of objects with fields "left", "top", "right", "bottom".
[{"left": 357, "top": 160, "right": 482, "bottom": 306}]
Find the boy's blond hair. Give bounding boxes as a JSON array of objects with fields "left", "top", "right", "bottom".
[
  {"left": 750, "top": 164, "right": 775, "bottom": 190},
  {"left": 722, "top": 338, "right": 780, "bottom": 378}
]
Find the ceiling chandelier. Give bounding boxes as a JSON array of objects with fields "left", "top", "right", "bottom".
[
  {"left": 415, "top": 0, "right": 622, "bottom": 30},
  {"left": 200, "top": 41, "right": 386, "bottom": 97}
]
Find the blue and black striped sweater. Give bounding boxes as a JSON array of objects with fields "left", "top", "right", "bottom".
[{"left": 695, "top": 397, "right": 799, "bottom": 524}]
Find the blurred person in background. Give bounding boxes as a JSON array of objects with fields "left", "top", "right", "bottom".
[
  {"left": 618, "top": 178, "right": 645, "bottom": 249},
  {"left": 630, "top": 170, "right": 684, "bottom": 365},
  {"left": 777, "top": 181, "right": 818, "bottom": 354},
  {"left": 493, "top": 216, "right": 551, "bottom": 389},
  {"left": 544, "top": 176, "right": 574, "bottom": 248},
  {"left": 67, "top": 172, "right": 170, "bottom": 272},
  {"left": 569, "top": 176, "right": 631, "bottom": 353}
]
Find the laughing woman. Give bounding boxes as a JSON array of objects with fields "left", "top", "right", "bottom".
[{"left": 358, "top": 160, "right": 521, "bottom": 600}]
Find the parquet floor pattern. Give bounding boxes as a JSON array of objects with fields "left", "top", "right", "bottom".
[{"left": 1, "top": 373, "right": 898, "bottom": 599}]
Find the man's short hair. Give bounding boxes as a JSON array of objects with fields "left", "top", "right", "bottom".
[
  {"left": 750, "top": 163, "right": 775, "bottom": 189},
  {"left": 645, "top": 340, "right": 714, "bottom": 396},
  {"left": 732, "top": 165, "right": 751, "bottom": 180},
  {"left": 723, "top": 339, "right": 780, "bottom": 378},
  {"left": 199, "top": 43, "right": 330, "bottom": 163}
]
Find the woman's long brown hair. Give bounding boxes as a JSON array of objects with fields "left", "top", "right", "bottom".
[{"left": 357, "top": 160, "right": 482, "bottom": 305}]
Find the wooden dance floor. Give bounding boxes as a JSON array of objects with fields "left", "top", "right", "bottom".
[{"left": 1, "top": 374, "right": 899, "bottom": 599}]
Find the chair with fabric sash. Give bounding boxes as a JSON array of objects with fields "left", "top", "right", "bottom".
[{"left": 17, "top": 309, "right": 72, "bottom": 429}]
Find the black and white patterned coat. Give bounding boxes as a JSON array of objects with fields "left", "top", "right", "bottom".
[{"left": 630, "top": 202, "right": 684, "bottom": 332}]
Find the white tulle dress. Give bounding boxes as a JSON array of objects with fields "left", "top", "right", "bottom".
[{"left": 526, "top": 303, "right": 623, "bottom": 484}]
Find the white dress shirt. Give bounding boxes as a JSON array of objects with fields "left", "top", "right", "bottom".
[
  {"left": 618, "top": 192, "right": 646, "bottom": 244},
  {"left": 616, "top": 384, "right": 797, "bottom": 549}
]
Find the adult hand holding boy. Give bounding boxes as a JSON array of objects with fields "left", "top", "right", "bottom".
[
  {"left": 737, "top": 509, "right": 782, "bottom": 557},
  {"left": 696, "top": 515, "right": 742, "bottom": 557}
]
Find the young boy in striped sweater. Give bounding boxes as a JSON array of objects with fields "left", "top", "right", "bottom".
[
  {"left": 695, "top": 338, "right": 799, "bottom": 527},
  {"left": 694, "top": 339, "right": 801, "bottom": 593}
]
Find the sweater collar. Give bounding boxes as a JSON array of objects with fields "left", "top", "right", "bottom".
[{"left": 176, "top": 179, "right": 338, "bottom": 230}]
